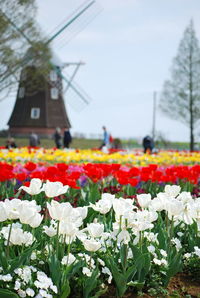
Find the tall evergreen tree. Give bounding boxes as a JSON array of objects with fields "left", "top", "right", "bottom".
[{"left": 159, "top": 20, "right": 200, "bottom": 151}]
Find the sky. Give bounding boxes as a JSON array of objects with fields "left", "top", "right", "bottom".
[{"left": 1, "top": 0, "right": 200, "bottom": 141}]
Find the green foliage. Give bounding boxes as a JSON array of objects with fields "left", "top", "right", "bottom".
[
  {"left": 0, "top": 289, "right": 19, "bottom": 297},
  {"left": 83, "top": 267, "right": 99, "bottom": 298},
  {"left": 183, "top": 255, "right": 200, "bottom": 281}
]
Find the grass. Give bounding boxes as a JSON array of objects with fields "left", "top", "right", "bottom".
[
  {"left": 0, "top": 137, "right": 196, "bottom": 150},
  {"left": 0, "top": 137, "right": 101, "bottom": 149}
]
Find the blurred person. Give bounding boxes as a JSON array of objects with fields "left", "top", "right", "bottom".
[
  {"left": 54, "top": 127, "right": 62, "bottom": 149},
  {"left": 29, "top": 132, "right": 40, "bottom": 147},
  {"left": 63, "top": 128, "right": 72, "bottom": 148},
  {"left": 142, "top": 135, "right": 154, "bottom": 154},
  {"left": 99, "top": 126, "right": 110, "bottom": 149},
  {"left": 6, "top": 137, "right": 17, "bottom": 149}
]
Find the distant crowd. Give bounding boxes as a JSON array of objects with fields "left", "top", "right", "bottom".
[
  {"left": 5, "top": 127, "right": 72, "bottom": 149},
  {"left": 5, "top": 126, "right": 155, "bottom": 154}
]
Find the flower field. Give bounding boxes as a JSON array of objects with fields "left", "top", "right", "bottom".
[{"left": 0, "top": 147, "right": 200, "bottom": 297}]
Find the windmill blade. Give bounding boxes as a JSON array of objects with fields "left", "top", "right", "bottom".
[
  {"left": 0, "top": 0, "right": 101, "bottom": 87},
  {"left": 59, "top": 69, "right": 92, "bottom": 111},
  {"left": 45, "top": 0, "right": 101, "bottom": 47},
  {"left": 52, "top": 1, "right": 103, "bottom": 50},
  {"left": 63, "top": 62, "right": 84, "bottom": 93},
  {"left": 46, "top": 0, "right": 96, "bottom": 38}
]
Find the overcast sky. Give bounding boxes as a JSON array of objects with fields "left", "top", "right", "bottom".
[{"left": 1, "top": 0, "right": 200, "bottom": 141}]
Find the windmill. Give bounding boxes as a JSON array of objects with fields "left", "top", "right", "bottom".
[{"left": 0, "top": 0, "right": 101, "bottom": 137}]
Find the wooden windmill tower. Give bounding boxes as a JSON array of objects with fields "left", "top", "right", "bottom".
[
  {"left": 5, "top": 0, "right": 100, "bottom": 137},
  {"left": 8, "top": 59, "right": 71, "bottom": 136}
]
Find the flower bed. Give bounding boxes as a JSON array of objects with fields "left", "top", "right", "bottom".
[
  {"left": 0, "top": 148, "right": 200, "bottom": 297},
  {"left": 0, "top": 147, "right": 200, "bottom": 165},
  {"left": 0, "top": 181, "right": 200, "bottom": 297}
]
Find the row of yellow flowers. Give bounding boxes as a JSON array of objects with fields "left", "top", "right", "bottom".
[{"left": 0, "top": 147, "right": 200, "bottom": 165}]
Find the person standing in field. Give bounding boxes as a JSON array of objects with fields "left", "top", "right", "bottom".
[
  {"left": 54, "top": 127, "right": 62, "bottom": 149},
  {"left": 99, "top": 126, "right": 110, "bottom": 149},
  {"left": 29, "top": 132, "right": 40, "bottom": 147},
  {"left": 63, "top": 128, "right": 72, "bottom": 148}
]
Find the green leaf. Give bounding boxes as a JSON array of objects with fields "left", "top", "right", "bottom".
[
  {"left": 164, "top": 250, "right": 183, "bottom": 287},
  {"left": 124, "top": 264, "right": 137, "bottom": 282},
  {"left": 60, "top": 280, "right": 70, "bottom": 298},
  {"left": 127, "top": 280, "right": 145, "bottom": 289},
  {"left": 0, "top": 251, "right": 8, "bottom": 270},
  {"left": 106, "top": 258, "right": 127, "bottom": 297},
  {"left": 10, "top": 245, "right": 37, "bottom": 272},
  {"left": 83, "top": 267, "right": 99, "bottom": 298},
  {"left": 48, "top": 255, "right": 61, "bottom": 288},
  {"left": 0, "top": 289, "right": 19, "bottom": 297},
  {"left": 91, "top": 285, "right": 108, "bottom": 298},
  {"left": 120, "top": 244, "right": 128, "bottom": 271}
]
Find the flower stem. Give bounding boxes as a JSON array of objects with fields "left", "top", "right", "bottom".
[
  {"left": 6, "top": 223, "right": 12, "bottom": 258},
  {"left": 56, "top": 221, "right": 60, "bottom": 258}
]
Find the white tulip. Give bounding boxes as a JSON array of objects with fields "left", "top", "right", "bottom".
[
  {"left": 4, "top": 199, "right": 22, "bottom": 220},
  {"left": 47, "top": 200, "right": 72, "bottom": 221},
  {"left": 59, "top": 222, "right": 78, "bottom": 237},
  {"left": 82, "top": 239, "right": 101, "bottom": 252},
  {"left": 61, "top": 254, "right": 76, "bottom": 266},
  {"left": 137, "top": 210, "right": 158, "bottom": 223},
  {"left": 194, "top": 199, "right": 200, "bottom": 221},
  {"left": 166, "top": 198, "right": 184, "bottom": 218},
  {"left": 177, "top": 192, "right": 193, "bottom": 204},
  {"left": 43, "top": 181, "right": 69, "bottom": 198},
  {"left": 181, "top": 203, "right": 197, "bottom": 225},
  {"left": 164, "top": 185, "right": 181, "bottom": 198},
  {"left": 113, "top": 198, "right": 134, "bottom": 217},
  {"left": 76, "top": 207, "right": 88, "bottom": 219},
  {"left": 43, "top": 225, "right": 57, "bottom": 237},
  {"left": 137, "top": 194, "right": 151, "bottom": 209},
  {"left": 117, "top": 230, "right": 130, "bottom": 244},
  {"left": 89, "top": 198, "right": 112, "bottom": 214},
  {"left": 87, "top": 223, "right": 104, "bottom": 238},
  {"left": 27, "top": 213, "right": 43, "bottom": 228},
  {"left": 19, "top": 178, "right": 43, "bottom": 195},
  {"left": 0, "top": 202, "right": 7, "bottom": 222},
  {"left": 18, "top": 201, "right": 43, "bottom": 228}
]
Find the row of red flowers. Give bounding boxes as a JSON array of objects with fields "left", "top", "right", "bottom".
[{"left": 1, "top": 161, "right": 200, "bottom": 187}]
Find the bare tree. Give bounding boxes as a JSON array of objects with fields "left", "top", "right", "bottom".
[
  {"left": 0, "top": 0, "right": 51, "bottom": 99},
  {"left": 159, "top": 20, "right": 200, "bottom": 151}
]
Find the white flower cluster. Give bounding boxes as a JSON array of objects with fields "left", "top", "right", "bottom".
[
  {"left": 0, "top": 198, "right": 42, "bottom": 228},
  {"left": 171, "top": 238, "right": 182, "bottom": 251},
  {"left": 1, "top": 223, "right": 34, "bottom": 246},
  {"left": 45, "top": 200, "right": 89, "bottom": 245},
  {"left": 79, "top": 253, "right": 96, "bottom": 277},
  {"left": 147, "top": 245, "right": 168, "bottom": 267},
  {"left": 78, "top": 253, "right": 113, "bottom": 284},
  {"left": 10, "top": 266, "right": 57, "bottom": 298},
  {"left": 184, "top": 246, "right": 200, "bottom": 259},
  {"left": 19, "top": 178, "right": 69, "bottom": 198},
  {"left": 149, "top": 185, "right": 200, "bottom": 226},
  {"left": 89, "top": 193, "right": 158, "bottom": 241}
]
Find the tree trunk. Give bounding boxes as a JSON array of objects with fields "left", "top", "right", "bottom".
[
  {"left": 190, "top": 120, "right": 194, "bottom": 151},
  {"left": 189, "top": 45, "right": 194, "bottom": 152}
]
